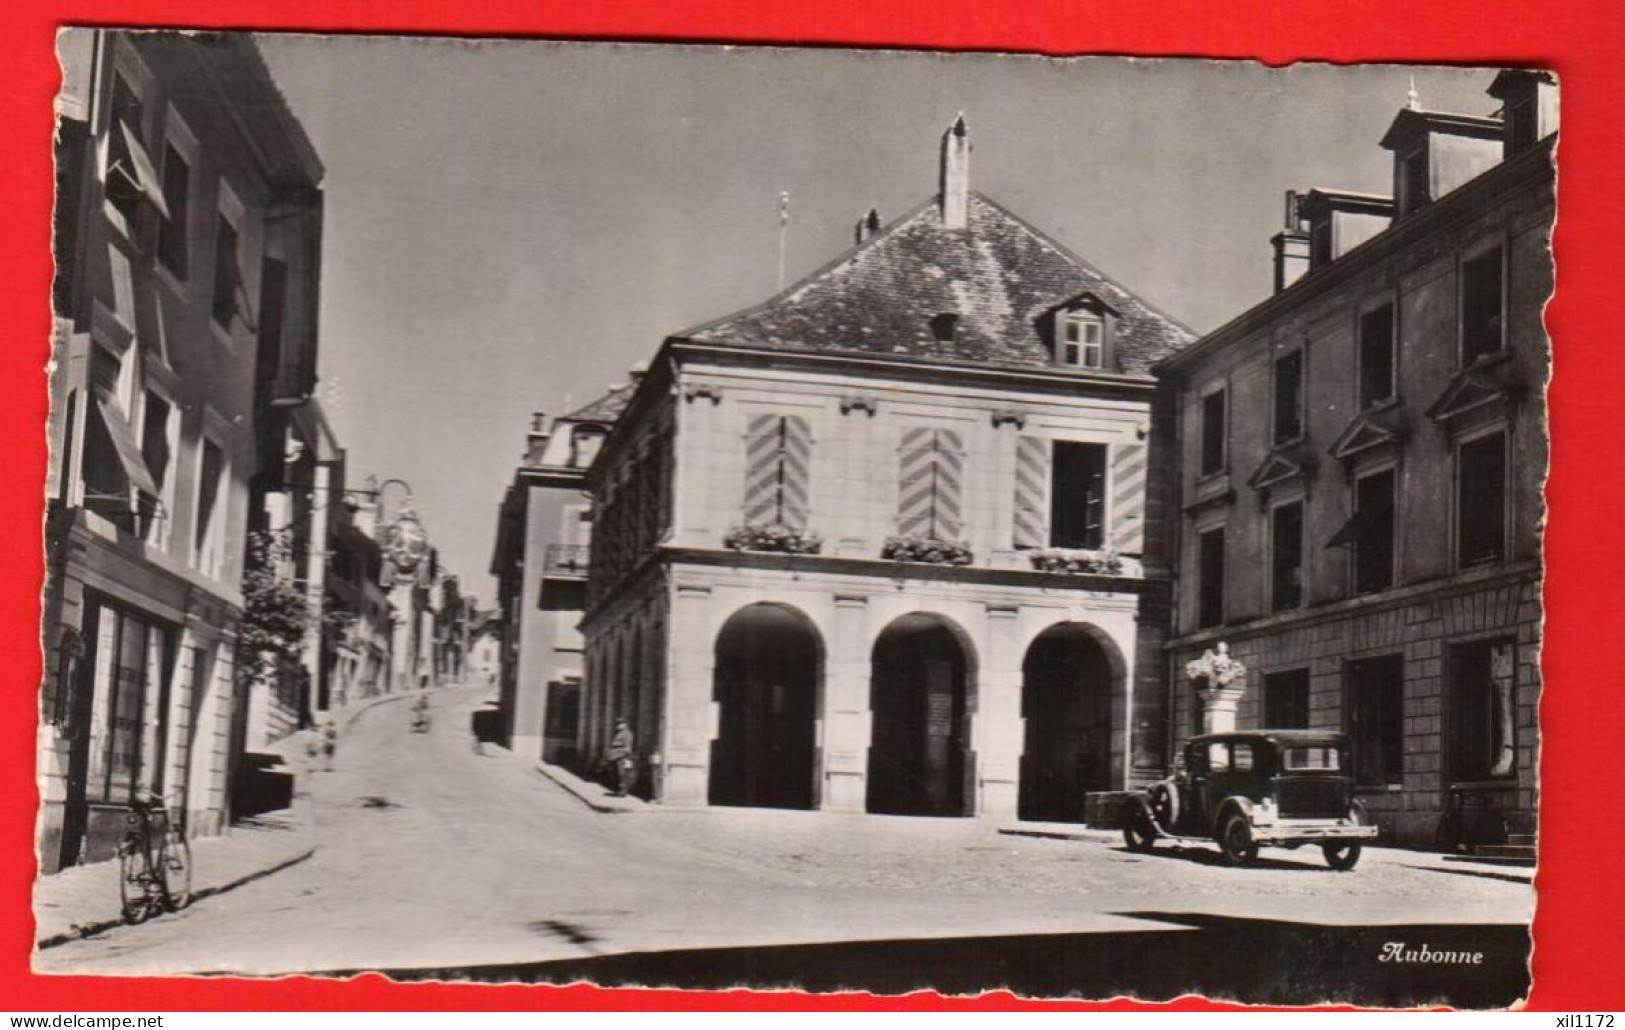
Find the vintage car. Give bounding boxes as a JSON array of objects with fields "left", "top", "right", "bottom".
[{"left": 1121, "top": 730, "right": 1378, "bottom": 869}]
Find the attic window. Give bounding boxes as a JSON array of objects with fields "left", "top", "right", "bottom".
[
  {"left": 930, "top": 313, "right": 959, "bottom": 344},
  {"left": 1398, "top": 146, "right": 1431, "bottom": 216},
  {"left": 1059, "top": 311, "right": 1104, "bottom": 369}
]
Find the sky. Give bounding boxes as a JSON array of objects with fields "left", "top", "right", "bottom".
[{"left": 253, "top": 36, "right": 1504, "bottom": 603}]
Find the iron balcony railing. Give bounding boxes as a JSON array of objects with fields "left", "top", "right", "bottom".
[{"left": 543, "top": 543, "right": 590, "bottom": 578}]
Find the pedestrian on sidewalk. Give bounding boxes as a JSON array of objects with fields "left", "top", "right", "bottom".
[
  {"left": 321, "top": 718, "right": 338, "bottom": 772},
  {"left": 608, "top": 718, "right": 637, "bottom": 798}
]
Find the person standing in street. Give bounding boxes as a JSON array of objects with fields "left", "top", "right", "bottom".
[
  {"left": 321, "top": 719, "right": 338, "bottom": 773},
  {"left": 608, "top": 718, "right": 636, "bottom": 798}
]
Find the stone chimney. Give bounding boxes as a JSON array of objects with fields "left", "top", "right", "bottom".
[
  {"left": 1271, "top": 190, "right": 1311, "bottom": 294},
  {"left": 854, "top": 207, "right": 881, "bottom": 245},
  {"left": 525, "top": 411, "right": 550, "bottom": 465},
  {"left": 939, "top": 113, "right": 970, "bottom": 230}
]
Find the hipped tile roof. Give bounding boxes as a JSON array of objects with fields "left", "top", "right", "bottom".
[
  {"left": 678, "top": 192, "right": 1194, "bottom": 374},
  {"left": 564, "top": 385, "right": 634, "bottom": 424}
]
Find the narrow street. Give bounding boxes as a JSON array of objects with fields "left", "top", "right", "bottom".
[{"left": 37, "top": 682, "right": 1534, "bottom": 1000}]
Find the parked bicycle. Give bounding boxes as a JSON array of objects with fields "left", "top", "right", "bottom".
[{"left": 116, "top": 791, "right": 192, "bottom": 925}]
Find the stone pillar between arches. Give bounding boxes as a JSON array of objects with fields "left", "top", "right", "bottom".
[
  {"left": 820, "top": 595, "right": 872, "bottom": 812},
  {"left": 977, "top": 604, "right": 1024, "bottom": 821},
  {"left": 663, "top": 585, "right": 717, "bottom": 805}
]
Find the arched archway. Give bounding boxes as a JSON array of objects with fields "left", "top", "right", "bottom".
[
  {"left": 1018, "top": 622, "right": 1121, "bottom": 823},
  {"left": 709, "top": 604, "right": 823, "bottom": 809},
  {"left": 867, "top": 613, "right": 976, "bottom": 816}
]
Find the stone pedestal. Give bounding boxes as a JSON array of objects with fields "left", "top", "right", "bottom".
[{"left": 1199, "top": 685, "right": 1245, "bottom": 735}]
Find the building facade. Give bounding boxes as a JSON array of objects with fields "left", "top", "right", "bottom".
[
  {"left": 41, "top": 31, "right": 324, "bottom": 870},
  {"left": 1158, "top": 73, "right": 1555, "bottom": 847},
  {"left": 491, "top": 397, "right": 623, "bottom": 761},
  {"left": 579, "top": 119, "right": 1193, "bottom": 819}
]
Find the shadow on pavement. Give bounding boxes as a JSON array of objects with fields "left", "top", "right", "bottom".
[{"left": 321, "top": 916, "right": 1530, "bottom": 1007}]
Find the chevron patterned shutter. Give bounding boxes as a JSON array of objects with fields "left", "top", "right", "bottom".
[
  {"left": 897, "top": 427, "right": 965, "bottom": 539},
  {"left": 743, "top": 413, "right": 784, "bottom": 526},
  {"left": 896, "top": 426, "right": 936, "bottom": 536},
  {"left": 779, "top": 415, "right": 812, "bottom": 530},
  {"left": 1013, "top": 436, "right": 1050, "bottom": 549},
  {"left": 933, "top": 428, "right": 965, "bottom": 540},
  {"left": 742, "top": 414, "right": 813, "bottom": 529},
  {"left": 1110, "top": 441, "right": 1148, "bottom": 554}
]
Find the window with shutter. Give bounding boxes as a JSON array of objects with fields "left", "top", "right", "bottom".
[
  {"left": 742, "top": 414, "right": 813, "bottom": 530},
  {"left": 897, "top": 427, "right": 964, "bottom": 540}
]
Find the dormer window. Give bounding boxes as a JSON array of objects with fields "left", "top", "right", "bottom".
[
  {"left": 1059, "top": 312, "right": 1104, "bottom": 369},
  {"left": 1398, "top": 146, "right": 1431, "bottom": 215},
  {"left": 930, "top": 312, "right": 960, "bottom": 344}
]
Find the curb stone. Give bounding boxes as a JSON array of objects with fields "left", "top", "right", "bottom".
[{"left": 535, "top": 761, "right": 646, "bottom": 814}]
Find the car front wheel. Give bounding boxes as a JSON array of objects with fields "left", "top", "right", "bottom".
[
  {"left": 1323, "top": 842, "right": 1362, "bottom": 871},
  {"left": 1218, "top": 813, "right": 1258, "bottom": 866}
]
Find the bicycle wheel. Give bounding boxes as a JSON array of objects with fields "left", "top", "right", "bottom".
[
  {"left": 161, "top": 824, "right": 193, "bottom": 912},
  {"left": 117, "top": 837, "right": 151, "bottom": 925}
]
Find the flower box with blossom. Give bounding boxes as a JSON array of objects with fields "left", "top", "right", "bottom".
[
  {"left": 1027, "top": 545, "right": 1125, "bottom": 576},
  {"left": 881, "top": 535, "right": 974, "bottom": 566},
  {"left": 723, "top": 523, "right": 824, "bottom": 555}
]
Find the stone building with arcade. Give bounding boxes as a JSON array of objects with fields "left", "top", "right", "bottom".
[
  {"left": 577, "top": 118, "right": 1193, "bottom": 820},
  {"left": 1157, "top": 73, "right": 1555, "bottom": 848}
]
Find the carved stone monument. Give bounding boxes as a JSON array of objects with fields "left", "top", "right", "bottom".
[{"left": 1186, "top": 642, "right": 1248, "bottom": 735}]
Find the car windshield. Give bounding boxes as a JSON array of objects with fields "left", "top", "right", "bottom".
[{"left": 1283, "top": 745, "right": 1340, "bottom": 771}]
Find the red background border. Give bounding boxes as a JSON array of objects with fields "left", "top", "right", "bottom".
[{"left": 2, "top": 0, "right": 1621, "bottom": 1011}]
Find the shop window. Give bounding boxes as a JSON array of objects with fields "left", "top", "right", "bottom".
[
  {"left": 1358, "top": 303, "right": 1396, "bottom": 409},
  {"left": 1200, "top": 388, "right": 1226, "bottom": 476},
  {"left": 1270, "top": 499, "right": 1304, "bottom": 611},
  {"left": 1273, "top": 349, "right": 1304, "bottom": 443},
  {"left": 1050, "top": 441, "right": 1106, "bottom": 549},
  {"left": 1449, "top": 637, "right": 1517, "bottom": 781},
  {"left": 1347, "top": 654, "right": 1404, "bottom": 788},
  {"left": 1461, "top": 247, "right": 1505, "bottom": 364},
  {"left": 1457, "top": 432, "right": 1507, "bottom": 569},
  {"left": 1265, "top": 668, "right": 1311, "bottom": 729},
  {"left": 1197, "top": 526, "right": 1225, "bottom": 629},
  {"left": 84, "top": 601, "right": 173, "bottom": 804}
]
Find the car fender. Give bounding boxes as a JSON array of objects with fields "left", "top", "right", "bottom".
[{"left": 1212, "top": 796, "right": 1255, "bottom": 839}]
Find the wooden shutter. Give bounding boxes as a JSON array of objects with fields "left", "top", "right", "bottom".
[
  {"left": 897, "top": 426, "right": 936, "bottom": 536},
  {"left": 743, "top": 413, "right": 813, "bottom": 529},
  {"left": 1013, "top": 436, "right": 1050, "bottom": 549},
  {"left": 1109, "top": 441, "right": 1147, "bottom": 554},
  {"left": 933, "top": 429, "right": 965, "bottom": 540},
  {"left": 743, "top": 413, "right": 784, "bottom": 526},
  {"left": 779, "top": 415, "right": 812, "bottom": 531},
  {"left": 898, "top": 427, "right": 964, "bottom": 540}
]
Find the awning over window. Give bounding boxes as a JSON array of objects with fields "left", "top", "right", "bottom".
[
  {"left": 1326, "top": 497, "right": 1392, "bottom": 549},
  {"left": 113, "top": 120, "right": 170, "bottom": 219},
  {"left": 93, "top": 393, "right": 159, "bottom": 497}
]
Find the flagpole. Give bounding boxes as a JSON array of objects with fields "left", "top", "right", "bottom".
[{"left": 777, "top": 190, "right": 790, "bottom": 292}]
